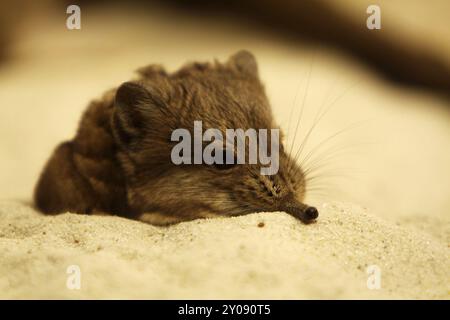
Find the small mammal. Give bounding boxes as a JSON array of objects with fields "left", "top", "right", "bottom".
[{"left": 34, "top": 50, "right": 318, "bottom": 225}]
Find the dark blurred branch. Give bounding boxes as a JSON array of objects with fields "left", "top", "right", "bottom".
[{"left": 161, "top": 0, "right": 450, "bottom": 99}]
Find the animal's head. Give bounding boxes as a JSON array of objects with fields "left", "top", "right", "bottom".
[{"left": 112, "top": 50, "right": 318, "bottom": 223}]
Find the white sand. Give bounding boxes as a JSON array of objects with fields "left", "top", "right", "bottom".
[
  {"left": 0, "top": 2, "right": 449, "bottom": 299},
  {"left": 0, "top": 200, "right": 448, "bottom": 299}
]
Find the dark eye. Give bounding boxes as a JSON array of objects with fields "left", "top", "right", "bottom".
[{"left": 213, "top": 148, "right": 237, "bottom": 170}]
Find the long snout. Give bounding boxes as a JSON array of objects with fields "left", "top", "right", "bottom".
[{"left": 280, "top": 200, "right": 319, "bottom": 224}]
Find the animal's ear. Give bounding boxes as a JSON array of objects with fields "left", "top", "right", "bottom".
[
  {"left": 114, "top": 81, "right": 150, "bottom": 128},
  {"left": 112, "top": 81, "right": 165, "bottom": 146},
  {"left": 115, "top": 81, "right": 149, "bottom": 109},
  {"left": 227, "top": 50, "right": 259, "bottom": 78}
]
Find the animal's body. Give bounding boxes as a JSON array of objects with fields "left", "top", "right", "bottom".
[{"left": 34, "top": 51, "right": 318, "bottom": 225}]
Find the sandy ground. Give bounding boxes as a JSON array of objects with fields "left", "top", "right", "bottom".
[
  {"left": 0, "top": 200, "right": 448, "bottom": 299},
  {"left": 0, "top": 2, "right": 449, "bottom": 299}
]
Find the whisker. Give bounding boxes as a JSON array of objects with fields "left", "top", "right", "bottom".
[
  {"left": 285, "top": 78, "right": 303, "bottom": 146},
  {"left": 302, "top": 141, "right": 373, "bottom": 177},
  {"left": 289, "top": 79, "right": 361, "bottom": 175},
  {"left": 286, "top": 52, "right": 315, "bottom": 172},
  {"left": 298, "top": 119, "right": 369, "bottom": 169}
]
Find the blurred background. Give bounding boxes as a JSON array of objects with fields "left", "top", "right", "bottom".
[{"left": 0, "top": 0, "right": 449, "bottom": 224}]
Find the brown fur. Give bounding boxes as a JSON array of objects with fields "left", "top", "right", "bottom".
[{"left": 34, "top": 51, "right": 317, "bottom": 225}]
